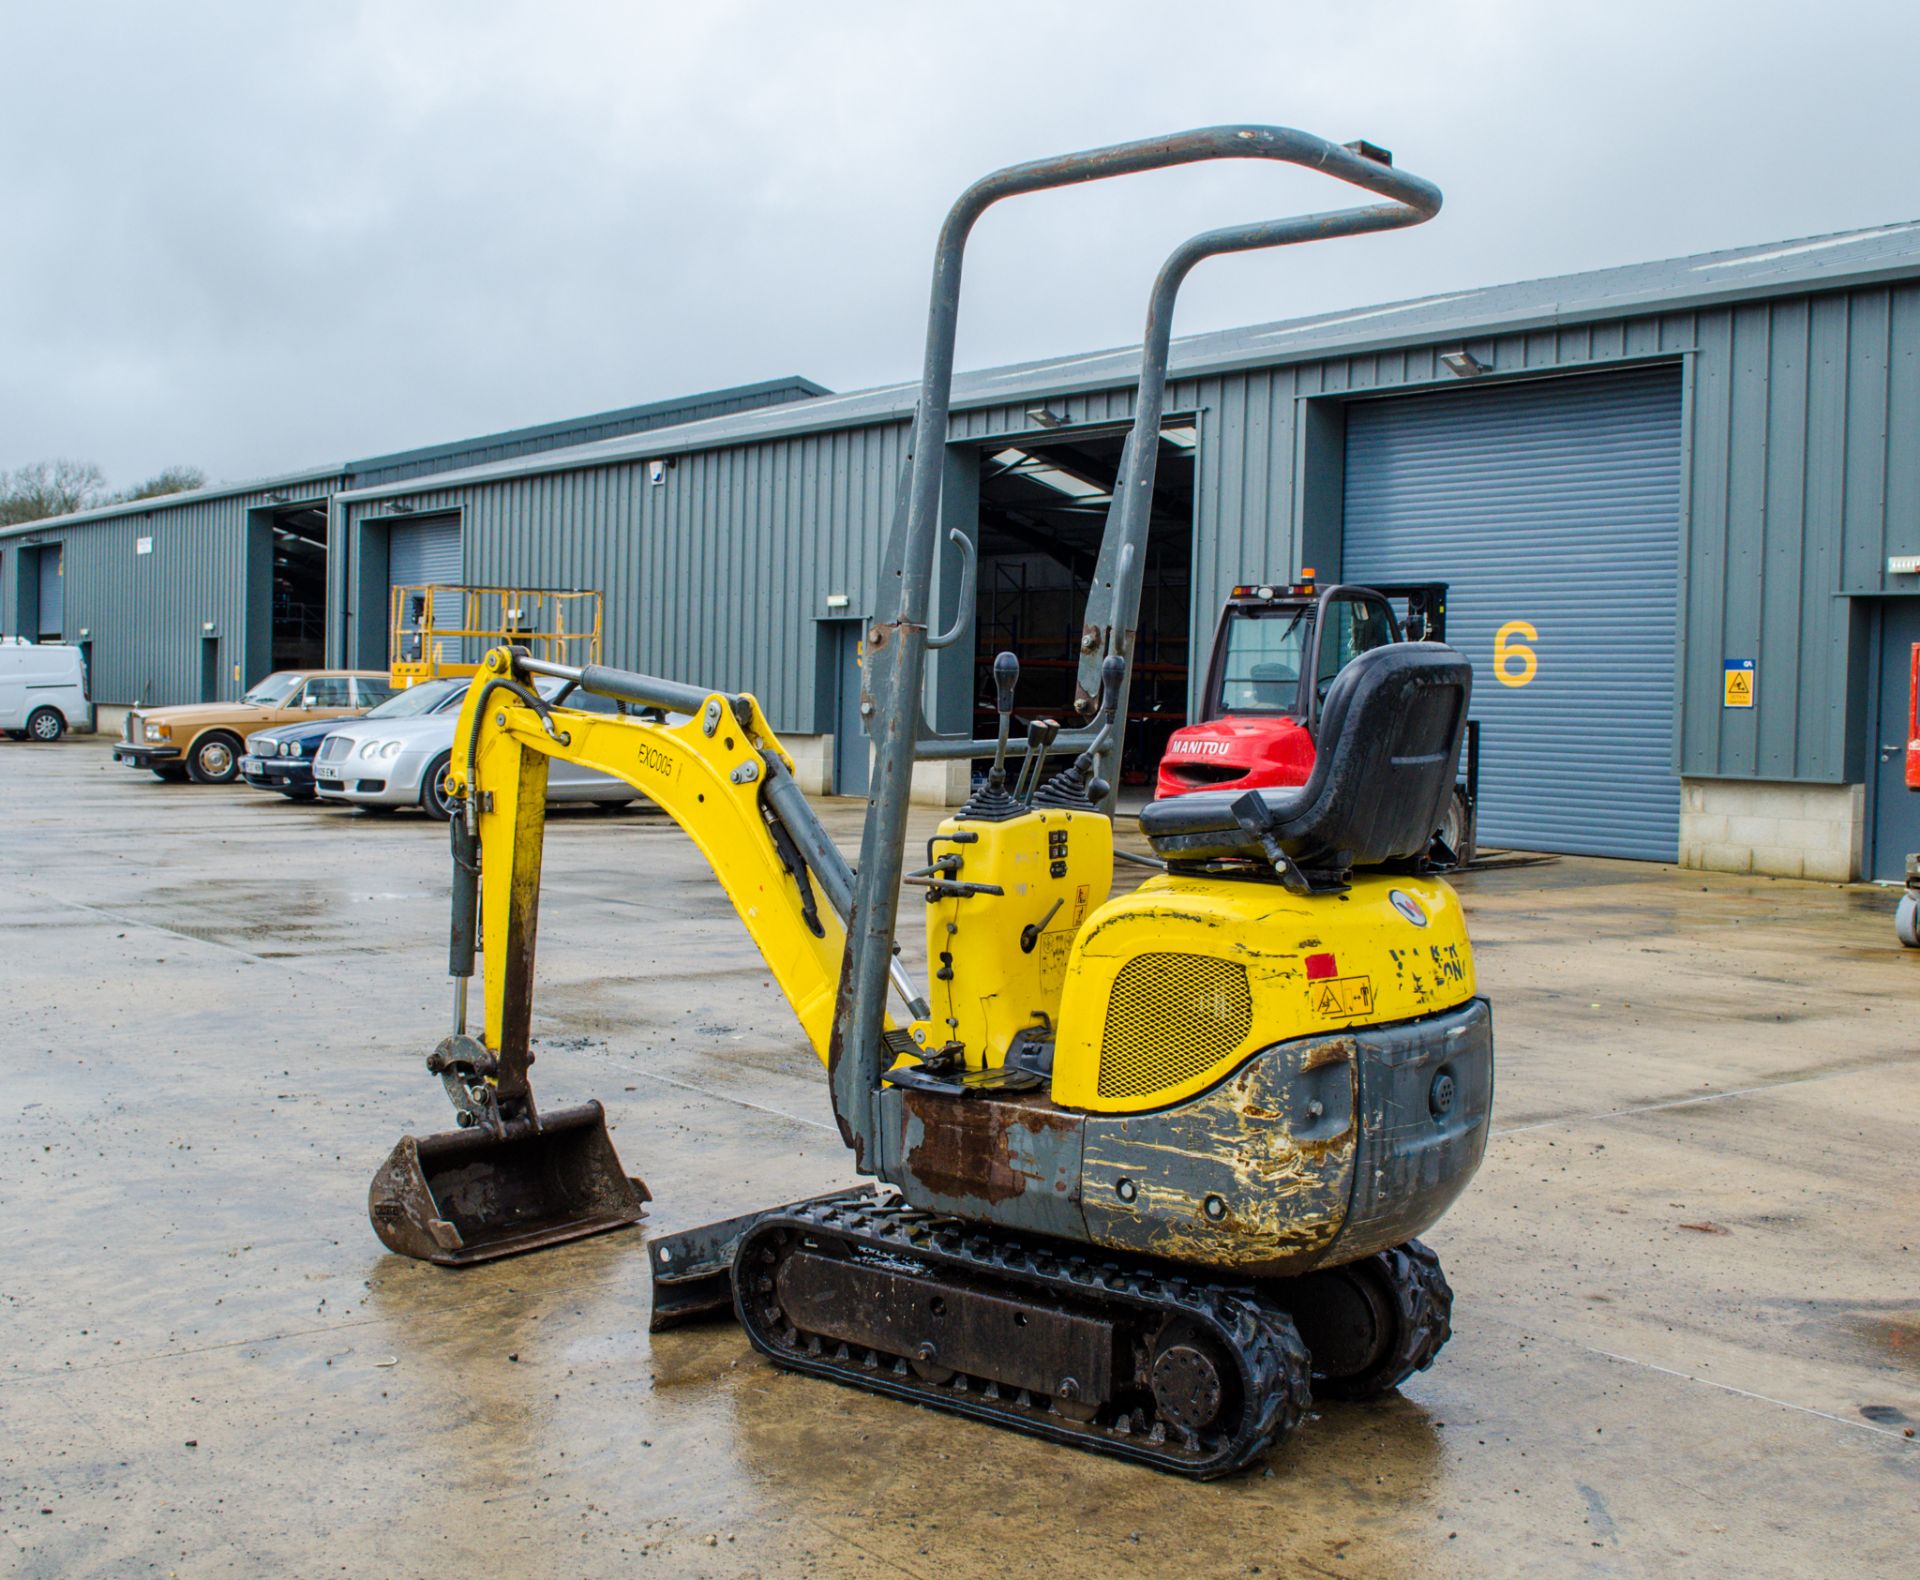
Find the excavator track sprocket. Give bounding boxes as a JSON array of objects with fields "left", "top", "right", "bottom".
[
  {"left": 732, "top": 1192, "right": 1312, "bottom": 1478},
  {"left": 1273, "top": 1238, "right": 1453, "bottom": 1400}
]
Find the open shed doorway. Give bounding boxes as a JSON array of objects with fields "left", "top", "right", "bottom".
[
  {"left": 973, "top": 424, "right": 1194, "bottom": 796},
  {"left": 270, "top": 504, "right": 329, "bottom": 670}
]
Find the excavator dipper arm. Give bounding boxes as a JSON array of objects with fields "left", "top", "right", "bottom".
[
  {"left": 367, "top": 644, "right": 915, "bottom": 1268},
  {"left": 442, "top": 646, "right": 888, "bottom": 1098}
]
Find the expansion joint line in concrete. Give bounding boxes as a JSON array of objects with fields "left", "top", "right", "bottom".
[
  {"left": 1583, "top": 1346, "right": 1919, "bottom": 1444},
  {"left": 1492, "top": 1061, "right": 1899, "bottom": 1138}
]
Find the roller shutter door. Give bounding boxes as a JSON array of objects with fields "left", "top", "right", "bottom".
[
  {"left": 388, "top": 514, "right": 462, "bottom": 590},
  {"left": 1342, "top": 366, "right": 1683, "bottom": 860},
  {"left": 37, "top": 546, "right": 63, "bottom": 638},
  {"left": 387, "top": 514, "right": 463, "bottom": 667}
]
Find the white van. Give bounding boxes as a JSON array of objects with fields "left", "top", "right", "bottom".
[{"left": 0, "top": 639, "right": 92, "bottom": 741}]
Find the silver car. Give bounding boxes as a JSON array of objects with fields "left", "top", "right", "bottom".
[{"left": 313, "top": 678, "right": 634, "bottom": 818}]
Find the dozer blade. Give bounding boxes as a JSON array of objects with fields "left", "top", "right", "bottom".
[
  {"left": 368, "top": 1100, "right": 648, "bottom": 1266},
  {"left": 647, "top": 1186, "right": 877, "bottom": 1331}
]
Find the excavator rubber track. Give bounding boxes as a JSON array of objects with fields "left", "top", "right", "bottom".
[{"left": 733, "top": 1192, "right": 1313, "bottom": 1479}]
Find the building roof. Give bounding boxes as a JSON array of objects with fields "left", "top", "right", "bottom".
[
  {"left": 1, "top": 377, "right": 829, "bottom": 540},
  {"left": 337, "top": 216, "right": 1920, "bottom": 502},
  {"left": 345, "top": 376, "right": 827, "bottom": 478},
  {"left": 0, "top": 463, "right": 348, "bottom": 539}
]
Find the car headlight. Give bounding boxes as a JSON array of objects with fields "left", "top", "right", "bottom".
[
  {"left": 379, "top": 741, "right": 401, "bottom": 760},
  {"left": 281, "top": 740, "right": 300, "bottom": 757},
  {"left": 359, "top": 740, "right": 383, "bottom": 759},
  {"left": 144, "top": 723, "right": 167, "bottom": 742}
]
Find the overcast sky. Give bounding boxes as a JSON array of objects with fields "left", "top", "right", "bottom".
[{"left": 3, "top": 1, "right": 1914, "bottom": 488}]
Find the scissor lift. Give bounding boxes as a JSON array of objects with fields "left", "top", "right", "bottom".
[{"left": 388, "top": 585, "right": 602, "bottom": 688}]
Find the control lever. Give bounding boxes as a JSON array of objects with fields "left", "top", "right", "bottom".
[
  {"left": 986, "top": 651, "right": 1019, "bottom": 792},
  {"left": 1032, "top": 656, "right": 1126, "bottom": 811},
  {"left": 1014, "top": 718, "right": 1059, "bottom": 803},
  {"left": 1019, "top": 897, "right": 1063, "bottom": 953}
]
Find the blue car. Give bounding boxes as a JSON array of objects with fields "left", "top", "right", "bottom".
[
  {"left": 239, "top": 715, "right": 347, "bottom": 799},
  {"left": 242, "top": 678, "right": 472, "bottom": 801}
]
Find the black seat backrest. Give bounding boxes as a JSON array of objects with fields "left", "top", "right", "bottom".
[{"left": 1140, "top": 642, "right": 1471, "bottom": 873}]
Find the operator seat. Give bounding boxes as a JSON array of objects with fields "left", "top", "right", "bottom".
[
  {"left": 1141, "top": 643, "right": 1471, "bottom": 877},
  {"left": 1246, "top": 661, "right": 1295, "bottom": 710}
]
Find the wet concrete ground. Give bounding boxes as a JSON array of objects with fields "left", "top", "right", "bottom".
[{"left": 2, "top": 736, "right": 1916, "bottom": 1578}]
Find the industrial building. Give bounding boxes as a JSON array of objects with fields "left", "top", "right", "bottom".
[
  {"left": 9, "top": 224, "right": 1920, "bottom": 883},
  {"left": 0, "top": 377, "right": 823, "bottom": 710}
]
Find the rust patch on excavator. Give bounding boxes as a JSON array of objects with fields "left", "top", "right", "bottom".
[
  {"left": 903, "top": 1091, "right": 1082, "bottom": 1206},
  {"left": 1301, "top": 1037, "right": 1357, "bottom": 1074}
]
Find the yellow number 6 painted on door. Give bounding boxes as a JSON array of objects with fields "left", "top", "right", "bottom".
[{"left": 1494, "top": 620, "right": 1538, "bottom": 687}]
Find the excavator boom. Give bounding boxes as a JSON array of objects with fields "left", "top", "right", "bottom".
[{"left": 445, "top": 658, "right": 859, "bottom": 1067}]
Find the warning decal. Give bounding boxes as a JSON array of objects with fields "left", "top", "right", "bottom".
[
  {"left": 1311, "top": 975, "right": 1375, "bottom": 1019},
  {"left": 1723, "top": 659, "right": 1754, "bottom": 708},
  {"left": 1037, "top": 930, "right": 1073, "bottom": 992}
]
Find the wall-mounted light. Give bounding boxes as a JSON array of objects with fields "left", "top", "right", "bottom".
[
  {"left": 1440, "top": 349, "right": 1490, "bottom": 378},
  {"left": 825, "top": 593, "right": 850, "bottom": 610},
  {"left": 78, "top": 627, "right": 90, "bottom": 638},
  {"left": 648, "top": 459, "right": 670, "bottom": 485},
  {"left": 1891, "top": 555, "right": 1920, "bottom": 575},
  {"left": 202, "top": 620, "right": 217, "bottom": 632},
  {"left": 1026, "top": 406, "right": 1066, "bottom": 429}
]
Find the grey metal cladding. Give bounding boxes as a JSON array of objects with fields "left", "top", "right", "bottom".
[
  {"left": 330, "top": 220, "right": 1920, "bottom": 501},
  {"left": 341, "top": 277, "right": 1917, "bottom": 787},
  {"left": 1681, "top": 284, "right": 1920, "bottom": 782},
  {"left": 2, "top": 476, "right": 345, "bottom": 705},
  {"left": 338, "top": 417, "right": 910, "bottom": 735},
  {"left": 0, "top": 464, "right": 343, "bottom": 541},
  {"left": 1343, "top": 365, "right": 1684, "bottom": 861},
  {"left": 17, "top": 222, "right": 1920, "bottom": 785},
  {"left": 344, "top": 377, "right": 828, "bottom": 488}
]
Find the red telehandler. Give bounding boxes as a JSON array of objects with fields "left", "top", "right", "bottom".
[{"left": 1157, "top": 574, "right": 1478, "bottom": 866}]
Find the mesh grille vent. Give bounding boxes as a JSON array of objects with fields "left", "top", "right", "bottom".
[{"left": 1097, "top": 952, "right": 1252, "bottom": 1100}]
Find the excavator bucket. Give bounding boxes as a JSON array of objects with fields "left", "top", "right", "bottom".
[{"left": 368, "top": 1101, "right": 648, "bottom": 1266}]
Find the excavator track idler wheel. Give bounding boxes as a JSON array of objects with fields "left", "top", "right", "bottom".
[
  {"left": 1273, "top": 1239, "right": 1452, "bottom": 1401},
  {"left": 731, "top": 1192, "right": 1314, "bottom": 1478}
]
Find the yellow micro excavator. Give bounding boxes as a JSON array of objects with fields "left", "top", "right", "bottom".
[{"left": 369, "top": 125, "right": 1491, "bottom": 1478}]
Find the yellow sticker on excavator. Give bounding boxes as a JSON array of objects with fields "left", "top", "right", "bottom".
[{"left": 1311, "top": 975, "right": 1375, "bottom": 1019}]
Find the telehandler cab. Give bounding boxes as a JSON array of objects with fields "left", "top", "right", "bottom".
[{"left": 369, "top": 124, "right": 1491, "bottom": 1477}]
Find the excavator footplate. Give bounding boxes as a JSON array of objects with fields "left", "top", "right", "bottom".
[
  {"left": 732, "top": 1192, "right": 1311, "bottom": 1479},
  {"left": 368, "top": 1101, "right": 648, "bottom": 1266}
]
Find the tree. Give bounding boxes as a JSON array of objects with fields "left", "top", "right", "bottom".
[
  {"left": 0, "top": 459, "right": 108, "bottom": 527},
  {"left": 0, "top": 458, "right": 211, "bottom": 525},
  {"left": 119, "top": 465, "right": 207, "bottom": 501}
]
